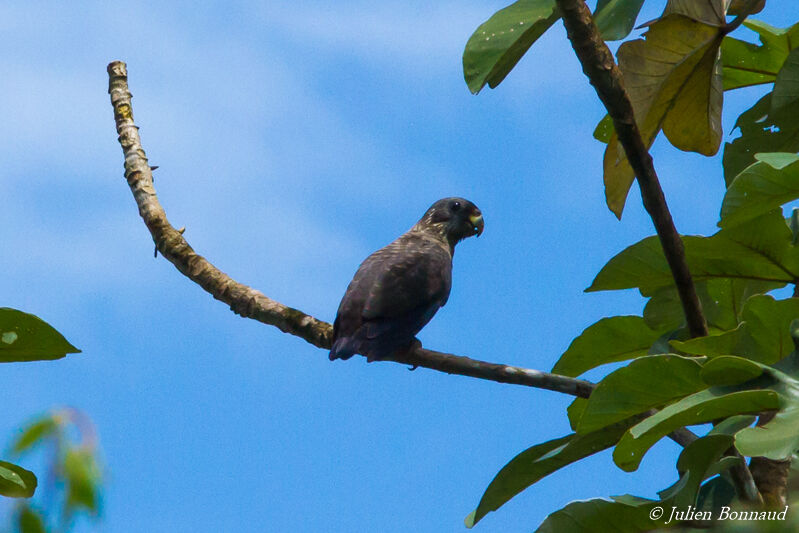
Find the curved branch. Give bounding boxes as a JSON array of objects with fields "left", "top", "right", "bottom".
[{"left": 106, "top": 60, "right": 594, "bottom": 398}]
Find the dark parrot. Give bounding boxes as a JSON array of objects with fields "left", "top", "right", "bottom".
[{"left": 330, "top": 197, "right": 484, "bottom": 362}]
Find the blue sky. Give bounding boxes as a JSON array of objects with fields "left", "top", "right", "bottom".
[{"left": 1, "top": 1, "right": 796, "bottom": 531}]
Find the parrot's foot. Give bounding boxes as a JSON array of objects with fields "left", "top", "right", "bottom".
[{"left": 400, "top": 338, "right": 422, "bottom": 370}]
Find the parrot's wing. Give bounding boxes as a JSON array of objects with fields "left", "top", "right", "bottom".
[{"left": 360, "top": 236, "right": 452, "bottom": 342}]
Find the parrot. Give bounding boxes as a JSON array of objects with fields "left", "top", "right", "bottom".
[{"left": 330, "top": 197, "right": 483, "bottom": 362}]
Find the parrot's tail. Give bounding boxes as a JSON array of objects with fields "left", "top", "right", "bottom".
[{"left": 329, "top": 337, "right": 356, "bottom": 361}]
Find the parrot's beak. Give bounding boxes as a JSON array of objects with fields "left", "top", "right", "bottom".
[{"left": 470, "top": 213, "right": 484, "bottom": 237}]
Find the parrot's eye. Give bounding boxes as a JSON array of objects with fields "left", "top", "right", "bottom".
[{"left": 451, "top": 201, "right": 462, "bottom": 212}]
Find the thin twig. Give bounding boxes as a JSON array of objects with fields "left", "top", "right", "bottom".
[{"left": 552, "top": 0, "right": 760, "bottom": 503}]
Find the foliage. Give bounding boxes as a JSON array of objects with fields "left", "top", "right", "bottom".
[
  {"left": 0, "top": 308, "right": 80, "bottom": 363},
  {"left": 7, "top": 410, "right": 103, "bottom": 533},
  {"left": 0, "top": 308, "right": 100, "bottom": 531},
  {"left": 462, "top": 0, "right": 799, "bottom": 530},
  {"left": 0, "top": 308, "right": 80, "bottom": 506}
]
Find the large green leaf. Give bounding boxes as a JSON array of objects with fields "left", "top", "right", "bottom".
[
  {"left": 577, "top": 355, "right": 706, "bottom": 434},
  {"left": 699, "top": 356, "right": 764, "bottom": 386},
  {"left": 643, "top": 279, "right": 782, "bottom": 332},
  {"left": 669, "top": 434, "right": 737, "bottom": 509},
  {"left": 0, "top": 460, "right": 37, "bottom": 498},
  {"left": 722, "top": 37, "right": 781, "bottom": 90},
  {"left": 551, "top": 316, "right": 665, "bottom": 378},
  {"left": 0, "top": 308, "right": 80, "bottom": 363},
  {"left": 736, "top": 351, "right": 799, "bottom": 460},
  {"left": 673, "top": 295, "right": 799, "bottom": 365},
  {"left": 462, "top": 0, "right": 559, "bottom": 94},
  {"left": 536, "top": 497, "right": 660, "bottom": 533},
  {"left": 613, "top": 387, "right": 779, "bottom": 472},
  {"left": 593, "top": 0, "right": 645, "bottom": 41},
  {"left": 721, "top": 153, "right": 799, "bottom": 228},
  {"left": 773, "top": 47, "right": 799, "bottom": 112},
  {"left": 723, "top": 93, "right": 799, "bottom": 186},
  {"left": 604, "top": 15, "right": 724, "bottom": 217},
  {"left": 466, "top": 423, "right": 630, "bottom": 527},
  {"left": 721, "top": 19, "right": 799, "bottom": 91},
  {"left": 588, "top": 211, "right": 799, "bottom": 294}
]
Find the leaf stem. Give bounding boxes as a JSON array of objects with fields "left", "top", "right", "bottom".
[{"left": 722, "top": 0, "right": 764, "bottom": 35}]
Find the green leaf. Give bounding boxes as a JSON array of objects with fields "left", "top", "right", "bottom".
[
  {"left": 552, "top": 316, "right": 665, "bottom": 377},
  {"left": 64, "top": 448, "right": 101, "bottom": 514},
  {"left": 696, "top": 476, "right": 736, "bottom": 515},
  {"left": 723, "top": 93, "right": 799, "bottom": 187},
  {"left": 720, "top": 18, "right": 799, "bottom": 91},
  {"left": 577, "top": 355, "right": 706, "bottom": 434},
  {"left": 589, "top": 212, "right": 799, "bottom": 294},
  {"left": 735, "top": 361, "right": 799, "bottom": 460},
  {"left": 593, "top": 114, "right": 613, "bottom": 143},
  {"left": 604, "top": 15, "right": 723, "bottom": 217},
  {"left": 671, "top": 434, "right": 735, "bottom": 509},
  {"left": 0, "top": 308, "right": 80, "bottom": 363},
  {"left": 723, "top": 19, "right": 799, "bottom": 90},
  {"left": 643, "top": 279, "right": 781, "bottom": 331},
  {"left": 721, "top": 154, "right": 799, "bottom": 228},
  {"left": 757, "top": 152, "right": 799, "bottom": 169},
  {"left": 467, "top": 423, "right": 630, "bottom": 527},
  {"left": 673, "top": 295, "right": 799, "bottom": 365},
  {"left": 593, "top": 0, "right": 645, "bottom": 41},
  {"left": 462, "top": 0, "right": 559, "bottom": 94},
  {"left": 722, "top": 37, "right": 781, "bottom": 90},
  {"left": 700, "top": 356, "right": 764, "bottom": 386},
  {"left": 536, "top": 497, "right": 660, "bottom": 533},
  {"left": 772, "top": 46, "right": 799, "bottom": 112},
  {"left": 744, "top": 19, "right": 799, "bottom": 53},
  {"left": 613, "top": 388, "right": 780, "bottom": 472},
  {"left": 11, "top": 416, "right": 59, "bottom": 454},
  {"left": 710, "top": 414, "right": 758, "bottom": 436},
  {"left": 17, "top": 506, "right": 46, "bottom": 533},
  {"left": 567, "top": 397, "right": 587, "bottom": 431},
  {"left": 0, "top": 460, "right": 37, "bottom": 498}
]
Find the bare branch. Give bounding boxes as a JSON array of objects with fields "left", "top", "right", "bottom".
[{"left": 106, "top": 60, "right": 596, "bottom": 398}]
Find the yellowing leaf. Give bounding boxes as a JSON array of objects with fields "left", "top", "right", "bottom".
[{"left": 604, "top": 15, "right": 724, "bottom": 217}]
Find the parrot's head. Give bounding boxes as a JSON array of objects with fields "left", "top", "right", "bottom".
[{"left": 418, "top": 197, "right": 484, "bottom": 247}]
